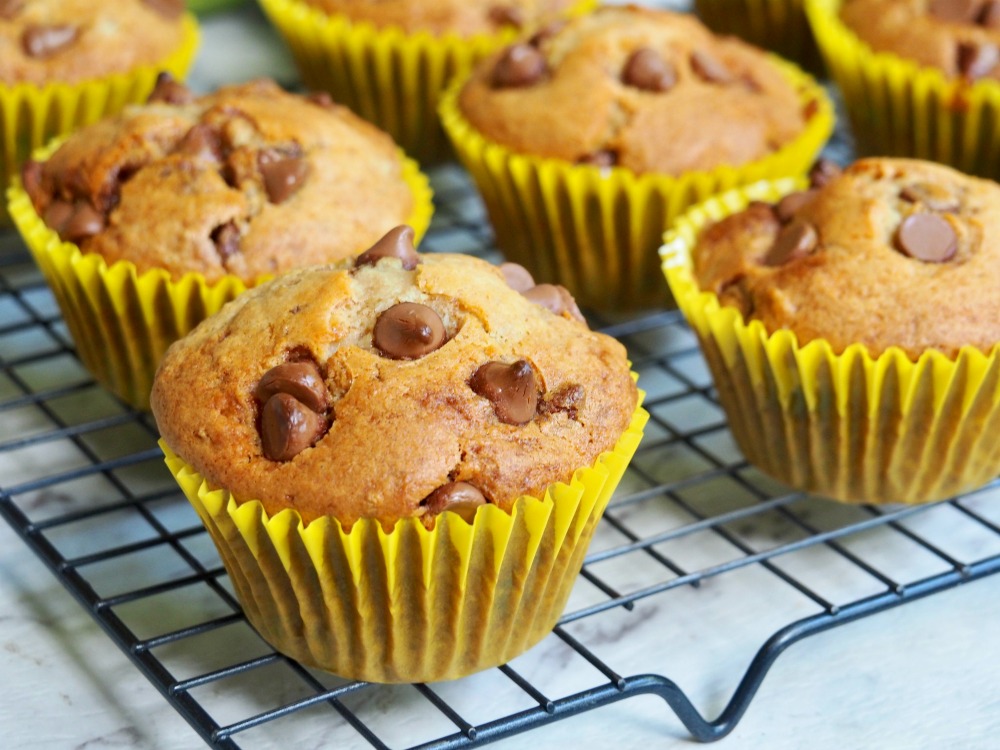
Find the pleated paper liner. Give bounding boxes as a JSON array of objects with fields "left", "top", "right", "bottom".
[
  {"left": 661, "top": 179, "right": 1000, "bottom": 505},
  {"left": 0, "top": 14, "right": 199, "bottom": 224},
  {"left": 257, "top": 0, "right": 597, "bottom": 165},
  {"left": 161, "top": 394, "right": 647, "bottom": 683},
  {"left": 695, "top": 0, "right": 823, "bottom": 74},
  {"left": 7, "top": 146, "right": 434, "bottom": 412},
  {"left": 439, "top": 59, "right": 834, "bottom": 312},
  {"left": 806, "top": 0, "right": 1000, "bottom": 180}
]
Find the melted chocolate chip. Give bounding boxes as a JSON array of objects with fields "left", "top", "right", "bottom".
[
  {"left": 488, "top": 5, "right": 525, "bottom": 28},
  {"left": 958, "top": 41, "right": 999, "bottom": 80},
  {"left": 176, "top": 124, "right": 223, "bottom": 162},
  {"left": 775, "top": 190, "right": 816, "bottom": 223},
  {"left": 256, "top": 361, "right": 329, "bottom": 414},
  {"left": 492, "top": 43, "right": 547, "bottom": 88},
  {"left": 210, "top": 221, "right": 240, "bottom": 262},
  {"left": 62, "top": 203, "right": 105, "bottom": 243},
  {"left": 895, "top": 213, "right": 958, "bottom": 262},
  {"left": 690, "top": 50, "right": 734, "bottom": 84},
  {"left": 529, "top": 20, "right": 566, "bottom": 47},
  {"left": 980, "top": 1, "right": 1000, "bottom": 27},
  {"left": 373, "top": 302, "right": 446, "bottom": 360},
  {"left": 539, "top": 383, "right": 584, "bottom": 419},
  {"left": 469, "top": 360, "right": 538, "bottom": 425},
  {"left": 576, "top": 150, "right": 617, "bottom": 167},
  {"left": 148, "top": 72, "right": 194, "bottom": 105},
  {"left": 142, "top": 0, "right": 185, "bottom": 18},
  {"left": 355, "top": 225, "right": 419, "bottom": 270},
  {"left": 0, "top": 0, "right": 24, "bottom": 20},
  {"left": 808, "top": 158, "right": 842, "bottom": 188},
  {"left": 764, "top": 218, "right": 819, "bottom": 266},
  {"left": 899, "top": 182, "right": 960, "bottom": 212},
  {"left": 22, "top": 25, "right": 78, "bottom": 59},
  {"left": 499, "top": 262, "right": 535, "bottom": 292},
  {"left": 622, "top": 48, "right": 676, "bottom": 92},
  {"left": 43, "top": 200, "right": 74, "bottom": 234},
  {"left": 259, "top": 150, "right": 309, "bottom": 204},
  {"left": 260, "top": 392, "right": 325, "bottom": 461},
  {"left": 421, "top": 482, "right": 487, "bottom": 523},
  {"left": 20, "top": 159, "right": 43, "bottom": 202},
  {"left": 929, "top": 0, "right": 978, "bottom": 21},
  {"left": 522, "top": 284, "right": 586, "bottom": 323}
]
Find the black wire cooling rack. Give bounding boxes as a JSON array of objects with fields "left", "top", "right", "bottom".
[{"left": 3, "top": 163, "right": 1000, "bottom": 750}]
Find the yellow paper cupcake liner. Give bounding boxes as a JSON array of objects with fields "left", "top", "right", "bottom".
[
  {"left": 8, "top": 142, "right": 434, "bottom": 412},
  {"left": 661, "top": 180, "right": 1000, "bottom": 505},
  {"left": 807, "top": 0, "right": 1000, "bottom": 179},
  {"left": 438, "top": 58, "right": 833, "bottom": 312},
  {"left": 161, "top": 394, "right": 647, "bottom": 683},
  {"left": 695, "top": 0, "right": 823, "bottom": 74},
  {"left": 0, "top": 15, "right": 199, "bottom": 224},
  {"left": 257, "top": 0, "right": 597, "bottom": 164}
]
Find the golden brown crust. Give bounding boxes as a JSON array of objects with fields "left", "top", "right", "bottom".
[
  {"left": 840, "top": 0, "right": 1000, "bottom": 81},
  {"left": 457, "top": 6, "right": 808, "bottom": 174},
  {"left": 151, "top": 252, "right": 638, "bottom": 527},
  {"left": 297, "top": 0, "right": 576, "bottom": 37},
  {"left": 0, "top": 0, "right": 186, "bottom": 85},
  {"left": 23, "top": 79, "right": 416, "bottom": 284},
  {"left": 693, "top": 157, "right": 1000, "bottom": 359}
]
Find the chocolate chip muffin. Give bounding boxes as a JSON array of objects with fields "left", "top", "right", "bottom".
[
  {"left": 153, "top": 227, "right": 646, "bottom": 682},
  {"left": 20, "top": 77, "right": 425, "bottom": 284},
  {"left": 0, "top": 0, "right": 189, "bottom": 84},
  {"left": 839, "top": 0, "right": 1000, "bottom": 82},
  {"left": 152, "top": 227, "right": 637, "bottom": 527},
  {"left": 457, "top": 6, "right": 811, "bottom": 174},
  {"left": 693, "top": 157, "right": 1000, "bottom": 359},
  {"left": 296, "top": 0, "right": 578, "bottom": 37}
]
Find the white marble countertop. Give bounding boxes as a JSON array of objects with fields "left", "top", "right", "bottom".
[{"left": 2, "top": 5, "right": 1000, "bottom": 750}]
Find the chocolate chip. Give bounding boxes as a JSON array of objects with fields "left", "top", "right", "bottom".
[
  {"left": 176, "top": 124, "right": 223, "bottom": 162},
  {"left": 808, "top": 158, "right": 842, "bottom": 188},
  {"left": 958, "top": 41, "right": 999, "bottom": 80},
  {"left": 305, "top": 91, "right": 334, "bottom": 109},
  {"left": 256, "top": 361, "right": 329, "bottom": 414},
  {"left": 43, "top": 200, "right": 74, "bottom": 234},
  {"left": 22, "top": 25, "right": 78, "bottom": 59},
  {"left": 488, "top": 5, "right": 525, "bottom": 28},
  {"left": 539, "top": 383, "right": 584, "bottom": 419},
  {"left": 895, "top": 213, "right": 958, "bottom": 262},
  {"left": 979, "top": 0, "right": 1000, "bottom": 27},
  {"left": 529, "top": 20, "right": 566, "bottom": 47},
  {"left": 719, "top": 276, "right": 755, "bottom": 318},
  {"left": 421, "top": 482, "right": 487, "bottom": 523},
  {"left": 899, "top": 182, "right": 960, "bottom": 212},
  {"left": 522, "top": 284, "right": 586, "bottom": 323},
  {"left": 260, "top": 392, "right": 325, "bottom": 461},
  {"left": 499, "top": 262, "right": 535, "bottom": 292},
  {"left": 259, "top": 150, "right": 309, "bottom": 204},
  {"left": 492, "top": 43, "right": 547, "bottom": 88},
  {"left": 355, "top": 225, "right": 419, "bottom": 270},
  {"left": 142, "top": 0, "right": 185, "bottom": 18},
  {"left": 775, "top": 190, "right": 816, "bottom": 223},
  {"left": 690, "top": 50, "right": 734, "bottom": 84},
  {"left": 576, "top": 150, "right": 617, "bottom": 167},
  {"left": 62, "top": 203, "right": 105, "bottom": 243},
  {"left": 470, "top": 360, "right": 538, "bottom": 425},
  {"left": 929, "top": 0, "right": 978, "bottom": 21},
  {"left": 20, "top": 159, "right": 43, "bottom": 203},
  {"left": 148, "top": 72, "right": 194, "bottom": 105},
  {"left": 622, "top": 48, "right": 677, "bottom": 92},
  {"left": 0, "top": 0, "right": 23, "bottom": 20},
  {"left": 764, "top": 218, "right": 819, "bottom": 266},
  {"left": 210, "top": 221, "right": 240, "bottom": 263},
  {"left": 373, "top": 302, "right": 446, "bottom": 360}
]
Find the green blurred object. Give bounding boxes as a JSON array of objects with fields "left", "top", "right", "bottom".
[{"left": 187, "top": 0, "right": 247, "bottom": 14}]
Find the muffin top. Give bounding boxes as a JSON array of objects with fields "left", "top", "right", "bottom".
[
  {"left": 457, "top": 6, "right": 810, "bottom": 174},
  {"left": 21, "top": 78, "right": 418, "bottom": 284},
  {"left": 693, "top": 157, "right": 1000, "bottom": 359},
  {"left": 0, "top": 0, "right": 188, "bottom": 85},
  {"left": 152, "top": 231, "right": 638, "bottom": 528},
  {"left": 840, "top": 0, "right": 1000, "bottom": 81},
  {"left": 297, "top": 0, "right": 578, "bottom": 37}
]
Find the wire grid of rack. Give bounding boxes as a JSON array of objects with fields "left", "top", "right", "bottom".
[{"left": 3, "top": 159, "right": 1000, "bottom": 749}]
